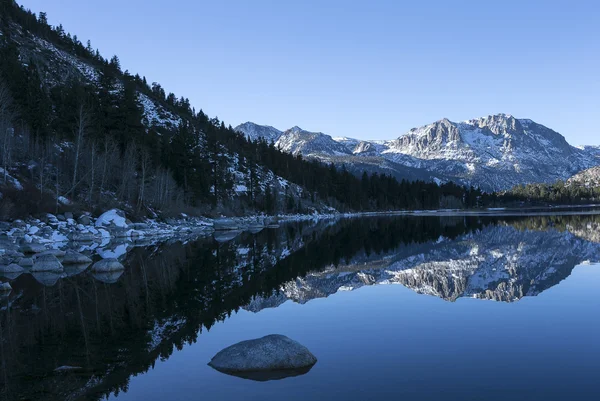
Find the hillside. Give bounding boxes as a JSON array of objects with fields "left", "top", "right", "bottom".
[
  {"left": 0, "top": 1, "right": 482, "bottom": 220},
  {"left": 237, "top": 114, "right": 600, "bottom": 192}
]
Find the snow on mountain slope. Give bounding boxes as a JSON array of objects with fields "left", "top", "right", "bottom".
[
  {"left": 567, "top": 166, "right": 600, "bottom": 188},
  {"left": 235, "top": 122, "right": 283, "bottom": 143},
  {"left": 381, "top": 114, "right": 598, "bottom": 191},
  {"left": 239, "top": 115, "right": 600, "bottom": 192},
  {"left": 275, "top": 126, "right": 353, "bottom": 157},
  {"left": 578, "top": 145, "right": 600, "bottom": 160}
]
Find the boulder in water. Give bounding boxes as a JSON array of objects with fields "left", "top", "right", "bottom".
[
  {"left": 92, "top": 258, "right": 124, "bottom": 272},
  {"left": 31, "top": 254, "right": 63, "bottom": 272},
  {"left": 0, "top": 263, "right": 24, "bottom": 273},
  {"left": 17, "top": 257, "right": 34, "bottom": 267},
  {"left": 19, "top": 243, "right": 46, "bottom": 254},
  {"left": 208, "top": 335, "right": 317, "bottom": 381},
  {"left": 62, "top": 251, "right": 92, "bottom": 265}
]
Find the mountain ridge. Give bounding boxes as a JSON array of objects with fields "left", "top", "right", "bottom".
[{"left": 236, "top": 115, "right": 600, "bottom": 191}]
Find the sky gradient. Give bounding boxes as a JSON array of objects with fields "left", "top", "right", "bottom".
[{"left": 18, "top": 0, "right": 600, "bottom": 144}]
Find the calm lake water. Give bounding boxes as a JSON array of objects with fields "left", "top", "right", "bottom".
[{"left": 2, "top": 213, "right": 600, "bottom": 400}]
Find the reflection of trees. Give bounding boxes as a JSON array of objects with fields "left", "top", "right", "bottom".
[{"left": 1, "top": 214, "right": 596, "bottom": 400}]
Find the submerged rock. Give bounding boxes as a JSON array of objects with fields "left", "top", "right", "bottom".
[
  {"left": 92, "top": 258, "right": 124, "bottom": 272},
  {"left": 208, "top": 334, "right": 317, "bottom": 381},
  {"left": 62, "top": 251, "right": 92, "bottom": 265},
  {"left": 31, "top": 254, "right": 64, "bottom": 272}
]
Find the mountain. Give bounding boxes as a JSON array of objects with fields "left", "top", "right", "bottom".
[
  {"left": 235, "top": 122, "right": 282, "bottom": 143},
  {"left": 235, "top": 123, "right": 352, "bottom": 157},
  {"left": 578, "top": 145, "right": 600, "bottom": 160},
  {"left": 238, "top": 115, "right": 600, "bottom": 192},
  {"left": 567, "top": 166, "right": 600, "bottom": 188}
]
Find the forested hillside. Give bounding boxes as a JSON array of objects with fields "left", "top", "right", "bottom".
[{"left": 0, "top": 0, "right": 482, "bottom": 220}]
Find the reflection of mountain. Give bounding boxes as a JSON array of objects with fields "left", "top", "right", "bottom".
[
  {"left": 247, "top": 219, "right": 600, "bottom": 310},
  {"left": 2, "top": 214, "right": 600, "bottom": 400}
]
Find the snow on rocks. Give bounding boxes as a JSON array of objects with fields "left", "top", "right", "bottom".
[{"left": 95, "top": 209, "right": 128, "bottom": 229}]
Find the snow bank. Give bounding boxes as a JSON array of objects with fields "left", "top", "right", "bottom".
[{"left": 95, "top": 209, "right": 128, "bottom": 228}]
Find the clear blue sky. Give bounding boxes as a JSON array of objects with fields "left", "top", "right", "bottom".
[{"left": 18, "top": 0, "right": 600, "bottom": 144}]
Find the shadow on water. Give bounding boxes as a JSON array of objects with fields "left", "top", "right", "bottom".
[{"left": 1, "top": 214, "right": 600, "bottom": 400}]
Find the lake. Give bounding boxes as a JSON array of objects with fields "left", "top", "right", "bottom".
[{"left": 1, "top": 213, "right": 600, "bottom": 401}]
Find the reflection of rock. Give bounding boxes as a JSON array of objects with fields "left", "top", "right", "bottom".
[
  {"left": 92, "top": 270, "right": 124, "bottom": 284},
  {"left": 32, "top": 271, "right": 63, "bottom": 287},
  {"left": 64, "top": 263, "right": 91, "bottom": 277},
  {"left": 92, "top": 258, "right": 124, "bottom": 272},
  {"left": 63, "top": 251, "right": 92, "bottom": 265},
  {"left": 214, "top": 230, "right": 242, "bottom": 243},
  {"left": 208, "top": 334, "right": 317, "bottom": 381},
  {"left": 31, "top": 254, "right": 64, "bottom": 272}
]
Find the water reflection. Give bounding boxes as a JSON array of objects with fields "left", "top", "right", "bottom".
[{"left": 0, "top": 214, "right": 599, "bottom": 400}]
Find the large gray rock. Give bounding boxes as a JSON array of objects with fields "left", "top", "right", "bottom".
[
  {"left": 78, "top": 215, "right": 92, "bottom": 226},
  {"left": 19, "top": 243, "right": 46, "bottom": 254},
  {"left": 92, "top": 258, "right": 124, "bottom": 272},
  {"left": 208, "top": 335, "right": 317, "bottom": 380},
  {"left": 62, "top": 251, "right": 92, "bottom": 265},
  {"left": 0, "top": 263, "right": 24, "bottom": 273},
  {"left": 34, "top": 250, "right": 66, "bottom": 259},
  {"left": 17, "top": 257, "right": 34, "bottom": 267},
  {"left": 213, "top": 218, "right": 241, "bottom": 231},
  {"left": 31, "top": 254, "right": 64, "bottom": 272}
]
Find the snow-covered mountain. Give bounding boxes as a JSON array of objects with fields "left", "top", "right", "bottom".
[
  {"left": 235, "top": 122, "right": 282, "bottom": 143},
  {"left": 236, "top": 123, "right": 352, "bottom": 157},
  {"left": 237, "top": 115, "right": 600, "bottom": 192},
  {"left": 578, "top": 145, "right": 600, "bottom": 160}
]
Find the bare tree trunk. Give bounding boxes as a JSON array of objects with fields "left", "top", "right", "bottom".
[
  {"left": 88, "top": 141, "right": 96, "bottom": 204},
  {"left": 71, "top": 105, "right": 90, "bottom": 198},
  {"left": 0, "top": 80, "right": 14, "bottom": 185}
]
